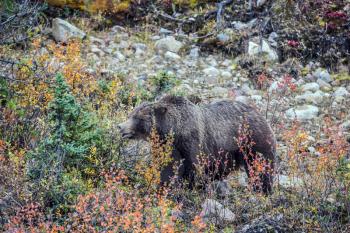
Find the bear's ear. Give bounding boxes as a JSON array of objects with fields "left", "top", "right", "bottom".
[{"left": 154, "top": 104, "right": 168, "bottom": 115}]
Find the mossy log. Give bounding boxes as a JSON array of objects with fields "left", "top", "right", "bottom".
[{"left": 45, "top": 0, "right": 131, "bottom": 13}]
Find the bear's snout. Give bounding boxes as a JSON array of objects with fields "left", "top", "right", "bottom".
[{"left": 118, "top": 120, "right": 135, "bottom": 139}]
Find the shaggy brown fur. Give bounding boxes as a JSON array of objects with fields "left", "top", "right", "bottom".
[{"left": 118, "top": 95, "right": 276, "bottom": 194}]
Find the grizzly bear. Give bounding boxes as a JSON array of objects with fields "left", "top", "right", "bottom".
[{"left": 118, "top": 95, "right": 276, "bottom": 194}]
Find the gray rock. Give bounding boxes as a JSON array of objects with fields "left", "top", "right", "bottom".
[
  {"left": 286, "top": 105, "right": 319, "bottom": 120},
  {"left": 334, "top": 87, "right": 349, "bottom": 97},
  {"left": 159, "top": 27, "right": 173, "bottom": 35},
  {"left": 295, "top": 91, "right": 325, "bottom": 105},
  {"left": 135, "top": 48, "right": 146, "bottom": 57},
  {"left": 235, "top": 95, "right": 249, "bottom": 104},
  {"left": 221, "top": 70, "right": 232, "bottom": 79},
  {"left": 231, "top": 21, "right": 249, "bottom": 30},
  {"left": 221, "top": 59, "right": 232, "bottom": 67},
  {"left": 341, "top": 120, "right": 350, "bottom": 130},
  {"left": 189, "top": 47, "right": 200, "bottom": 58},
  {"left": 217, "top": 33, "right": 230, "bottom": 43},
  {"left": 211, "top": 87, "right": 228, "bottom": 97},
  {"left": 317, "top": 79, "right": 332, "bottom": 92},
  {"left": 268, "top": 81, "right": 279, "bottom": 93},
  {"left": 52, "top": 18, "right": 86, "bottom": 42},
  {"left": 201, "top": 199, "right": 235, "bottom": 222},
  {"left": 90, "top": 45, "right": 105, "bottom": 57},
  {"left": 132, "top": 43, "right": 147, "bottom": 51},
  {"left": 203, "top": 66, "right": 220, "bottom": 83},
  {"left": 110, "top": 25, "right": 126, "bottom": 33},
  {"left": 268, "top": 32, "right": 278, "bottom": 47},
  {"left": 313, "top": 68, "right": 332, "bottom": 83},
  {"left": 248, "top": 40, "right": 278, "bottom": 61},
  {"left": 89, "top": 36, "right": 105, "bottom": 46},
  {"left": 114, "top": 51, "right": 125, "bottom": 61},
  {"left": 333, "top": 87, "right": 349, "bottom": 102},
  {"left": 213, "top": 180, "right": 232, "bottom": 197},
  {"left": 206, "top": 56, "right": 218, "bottom": 67},
  {"left": 231, "top": 18, "right": 257, "bottom": 30},
  {"left": 301, "top": 82, "right": 319, "bottom": 92},
  {"left": 238, "top": 172, "right": 248, "bottom": 187},
  {"left": 155, "top": 36, "right": 183, "bottom": 54},
  {"left": 305, "top": 73, "right": 316, "bottom": 82},
  {"left": 276, "top": 175, "right": 303, "bottom": 189},
  {"left": 119, "top": 40, "right": 129, "bottom": 49},
  {"left": 241, "top": 83, "right": 253, "bottom": 95},
  {"left": 257, "top": 0, "right": 267, "bottom": 7},
  {"left": 164, "top": 51, "right": 181, "bottom": 61},
  {"left": 251, "top": 95, "right": 263, "bottom": 102}
]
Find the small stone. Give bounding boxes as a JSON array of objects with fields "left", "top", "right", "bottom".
[
  {"left": 231, "top": 21, "right": 249, "bottom": 30},
  {"left": 213, "top": 180, "right": 232, "bottom": 197},
  {"left": 313, "top": 68, "right": 332, "bottom": 83},
  {"left": 251, "top": 95, "right": 263, "bottom": 102},
  {"left": 217, "top": 33, "right": 230, "bottom": 44},
  {"left": 295, "top": 90, "right": 325, "bottom": 105},
  {"left": 221, "top": 70, "right": 232, "bottom": 79},
  {"left": 132, "top": 43, "right": 147, "bottom": 51},
  {"left": 268, "top": 32, "right": 278, "bottom": 47},
  {"left": 231, "top": 18, "right": 257, "bottom": 30},
  {"left": 238, "top": 173, "right": 248, "bottom": 187},
  {"left": 333, "top": 87, "right": 349, "bottom": 102},
  {"left": 211, "top": 87, "right": 228, "bottom": 97},
  {"left": 257, "top": 0, "right": 267, "bottom": 7},
  {"left": 235, "top": 95, "right": 249, "bottom": 103},
  {"left": 317, "top": 79, "right": 332, "bottom": 92},
  {"left": 155, "top": 36, "right": 183, "bottom": 54},
  {"left": 301, "top": 82, "right": 319, "bottom": 92},
  {"left": 90, "top": 46, "right": 105, "bottom": 57},
  {"left": 334, "top": 87, "right": 349, "bottom": 97},
  {"left": 206, "top": 56, "right": 218, "bottom": 67},
  {"left": 135, "top": 48, "right": 146, "bottom": 57},
  {"left": 110, "top": 25, "right": 126, "bottom": 33},
  {"left": 241, "top": 83, "right": 252, "bottom": 95},
  {"left": 189, "top": 47, "right": 200, "bottom": 58},
  {"left": 248, "top": 40, "right": 278, "bottom": 61},
  {"left": 201, "top": 199, "right": 235, "bottom": 222},
  {"left": 119, "top": 40, "right": 129, "bottom": 49},
  {"left": 268, "top": 81, "right": 279, "bottom": 93},
  {"left": 203, "top": 67, "right": 220, "bottom": 83},
  {"left": 89, "top": 36, "right": 105, "bottom": 46},
  {"left": 51, "top": 18, "right": 86, "bottom": 42},
  {"left": 286, "top": 105, "right": 319, "bottom": 121},
  {"left": 165, "top": 51, "right": 181, "bottom": 61},
  {"left": 276, "top": 175, "right": 303, "bottom": 189},
  {"left": 114, "top": 51, "right": 125, "bottom": 61},
  {"left": 159, "top": 27, "right": 173, "bottom": 35},
  {"left": 308, "top": 146, "right": 316, "bottom": 154},
  {"left": 221, "top": 59, "right": 232, "bottom": 67}
]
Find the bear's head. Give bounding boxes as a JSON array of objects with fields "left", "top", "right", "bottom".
[
  {"left": 118, "top": 102, "right": 153, "bottom": 140},
  {"left": 118, "top": 95, "right": 191, "bottom": 140}
]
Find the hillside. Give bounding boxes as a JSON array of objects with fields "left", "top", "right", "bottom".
[{"left": 1, "top": 0, "right": 350, "bottom": 232}]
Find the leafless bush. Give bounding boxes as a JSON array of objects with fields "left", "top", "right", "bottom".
[{"left": 0, "top": 0, "right": 48, "bottom": 45}]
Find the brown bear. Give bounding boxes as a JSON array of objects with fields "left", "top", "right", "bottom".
[{"left": 118, "top": 95, "right": 276, "bottom": 194}]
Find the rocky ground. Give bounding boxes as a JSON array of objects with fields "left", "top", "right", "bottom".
[
  {"left": 47, "top": 17, "right": 350, "bottom": 230},
  {"left": 1, "top": 1, "right": 350, "bottom": 229},
  {"left": 52, "top": 16, "right": 350, "bottom": 141}
]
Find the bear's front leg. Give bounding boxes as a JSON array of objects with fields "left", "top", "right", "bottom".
[{"left": 160, "top": 149, "right": 184, "bottom": 187}]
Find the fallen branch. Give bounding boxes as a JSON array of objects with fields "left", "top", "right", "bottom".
[
  {"left": 216, "top": 0, "right": 233, "bottom": 30},
  {"left": 152, "top": 6, "right": 192, "bottom": 24}
]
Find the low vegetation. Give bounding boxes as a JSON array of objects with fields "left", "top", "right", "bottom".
[{"left": 1, "top": 0, "right": 350, "bottom": 232}]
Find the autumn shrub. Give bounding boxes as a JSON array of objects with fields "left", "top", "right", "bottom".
[
  {"left": 148, "top": 71, "right": 181, "bottom": 98},
  {"left": 26, "top": 73, "right": 109, "bottom": 215},
  {"left": 136, "top": 126, "right": 174, "bottom": 190}
]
